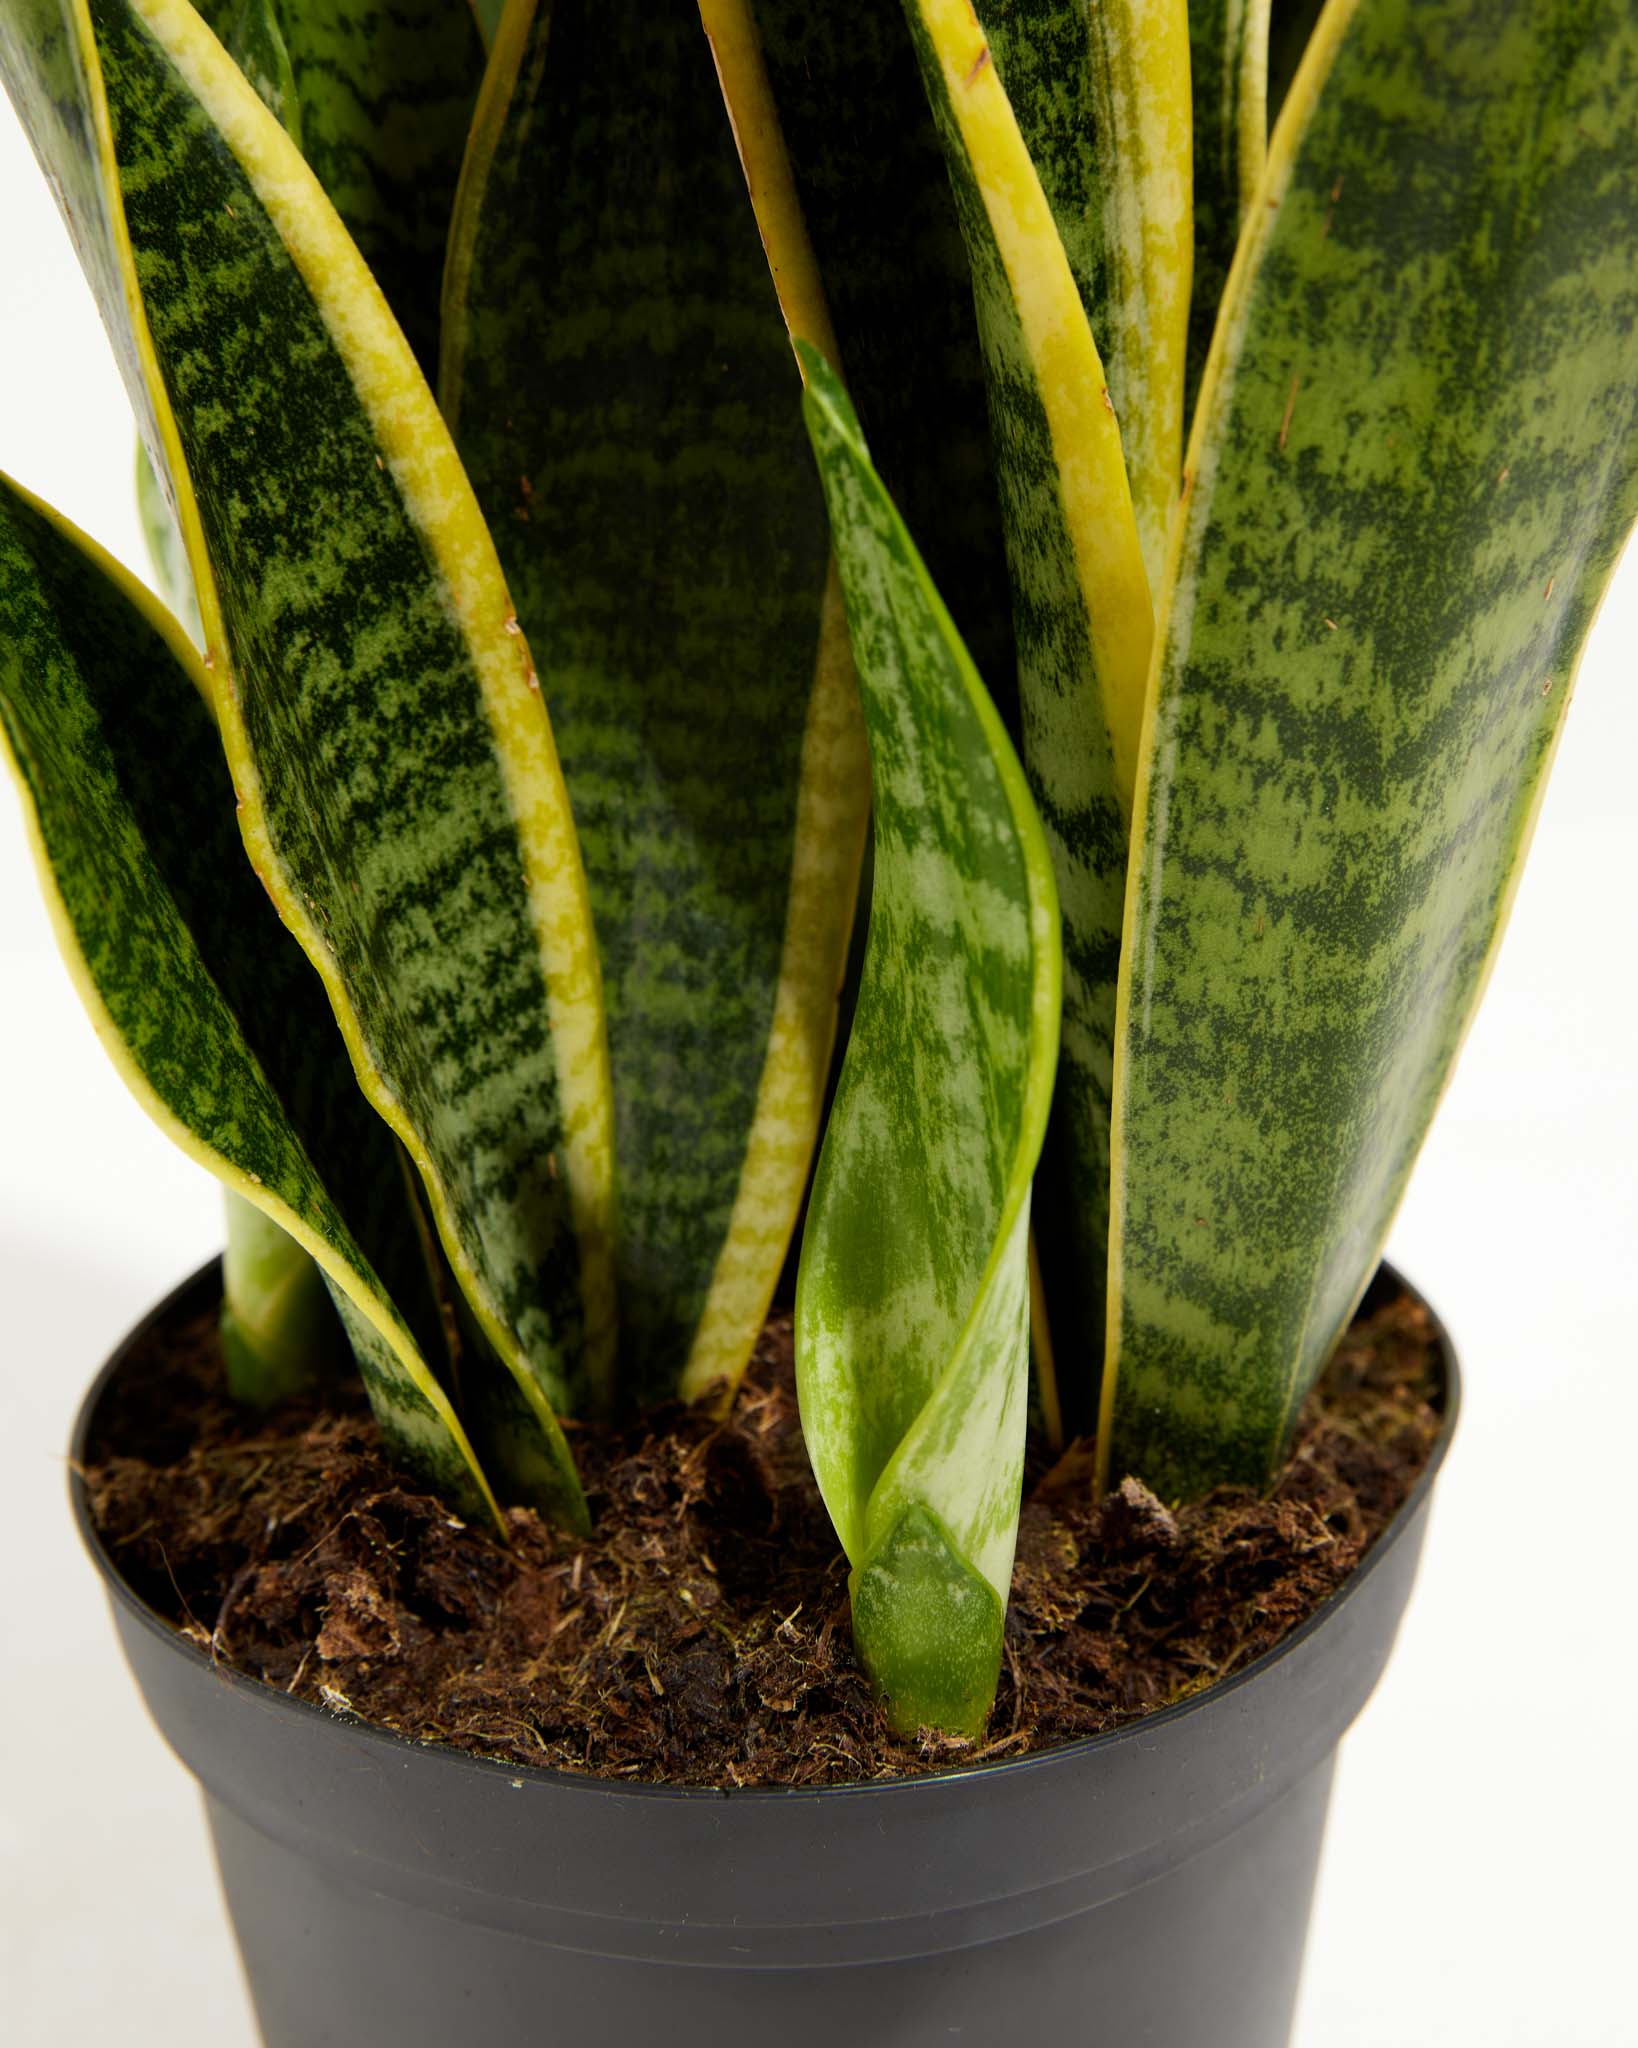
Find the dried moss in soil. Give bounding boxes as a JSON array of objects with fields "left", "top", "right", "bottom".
[{"left": 83, "top": 1290, "right": 1443, "bottom": 1786}]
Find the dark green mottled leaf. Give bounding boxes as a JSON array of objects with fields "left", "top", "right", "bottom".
[
  {"left": 715, "top": 0, "right": 1019, "bottom": 736},
  {"left": 197, "top": 0, "right": 486, "bottom": 373},
  {"left": 796, "top": 348, "right": 1060, "bottom": 1737},
  {"left": 1185, "top": 0, "right": 1269, "bottom": 421},
  {"left": 0, "top": 475, "right": 498, "bottom": 1519},
  {"left": 1268, "top": 0, "right": 1326, "bottom": 128},
  {"left": 1106, "top": 0, "right": 1638, "bottom": 1496},
  {"left": 900, "top": 0, "right": 1155, "bottom": 1441},
  {"left": 3, "top": 0, "right": 614, "bottom": 1527},
  {"left": 976, "top": 0, "right": 1193, "bottom": 590},
  {"left": 466, "top": 0, "right": 503, "bottom": 48},
  {"left": 443, "top": 0, "right": 867, "bottom": 1405},
  {"left": 139, "top": 393, "right": 335, "bottom": 1398}
]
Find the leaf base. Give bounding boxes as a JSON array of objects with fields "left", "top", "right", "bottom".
[{"left": 850, "top": 1503, "right": 1004, "bottom": 1738}]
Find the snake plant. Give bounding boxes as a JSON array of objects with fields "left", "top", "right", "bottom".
[{"left": 2, "top": 0, "right": 1634, "bottom": 1738}]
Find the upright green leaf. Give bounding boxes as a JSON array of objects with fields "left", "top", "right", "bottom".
[
  {"left": 1185, "top": 0, "right": 1270, "bottom": 421},
  {"left": 797, "top": 349, "right": 1061, "bottom": 1738},
  {"left": 219, "top": 1191, "right": 346, "bottom": 1403},
  {"left": 0, "top": 475, "right": 501, "bottom": 1523},
  {"left": 976, "top": 0, "right": 1193, "bottom": 593},
  {"left": 706, "top": 0, "right": 1020, "bottom": 733},
  {"left": 193, "top": 0, "right": 487, "bottom": 374},
  {"left": 2, "top": 0, "right": 614, "bottom": 1524},
  {"left": 443, "top": 0, "right": 867, "bottom": 1405},
  {"left": 900, "top": 0, "right": 1154, "bottom": 1436},
  {"left": 1105, "top": 0, "right": 1638, "bottom": 1497}
]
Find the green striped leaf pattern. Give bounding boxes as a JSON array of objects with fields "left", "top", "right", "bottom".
[
  {"left": 1185, "top": 0, "right": 1269, "bottom": 420},
  {"left": 741, "top": 0, "right": 1020, "bottom": 733},
  {"left": 0, "top": 476, "right": 499, "bottom": 1521},
  {"left": 796, "top": 349, "right": 1061, "bottom": 1737},
  {"left": 443, "top": 0, "right": 866, "bottom": 1405},
  {"left": 4, "top": 0, "right": 615, "bottom": 1523},
  {"left": 1106, "top": 0, "right": 1638, "bottom": 1497},
  {"left": 902, "top": 0, "right": 1155, "bottom": 1439},
  {"left": 214, "top": 0, "right": 302, "bottom": 143},
  {"left": 194, "top": 0, "right": 487, "bottom": 374},
  {"left": 976, "top": 0, "right": 1193, "bottom": 593}
]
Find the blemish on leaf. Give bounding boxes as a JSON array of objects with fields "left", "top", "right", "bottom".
[
  {"left": 1278, "top": 374, "right": 1301, "bottom": 450},
  {"left": 964, "top": 45, "right": 991, "bottom": 87},
  {"left": 1543, "top": 574, "right": 1555, "bottom": 601}
]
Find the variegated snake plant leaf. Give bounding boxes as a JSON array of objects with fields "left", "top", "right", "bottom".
[{"left": 796, "top": 348, "right": 1061, "bottom": 1736}]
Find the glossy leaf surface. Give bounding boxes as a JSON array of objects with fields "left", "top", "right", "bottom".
[
  {"left": 1106, "top": 0, "right": 1638, "bottom": 1495},
  {"left": 444, "top": 0, "right": 867, "bottom": 1404},
  {"left": 797, "top": 350, "right": 1060, "bottom": 1737},
  {"left": 0, "top": 476, "right": 499, "bottom": 1522}
]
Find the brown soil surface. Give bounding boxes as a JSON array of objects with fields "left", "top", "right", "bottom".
[{"left": 83, "top": 1286, "right": 1445, "bottom": 1786}]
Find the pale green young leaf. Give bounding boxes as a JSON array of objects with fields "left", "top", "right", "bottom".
[
  {"left": 220, "top": 1190, "right": 346, "bottom": 1404},
  {"left": 796, "top": 348, "right": 1061, "bottom": 1738},
  {"left": 1105, "top": 0, "right": 1638, "bottom": 1496}
]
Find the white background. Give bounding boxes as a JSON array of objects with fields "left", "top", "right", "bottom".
[{"left": 1, "top": 86, "right": 1634, "bottom": 2048}]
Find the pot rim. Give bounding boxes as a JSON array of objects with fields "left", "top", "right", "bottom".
[{"left": 70, "top": 1257, "right": 1459, "bottom": 1805}]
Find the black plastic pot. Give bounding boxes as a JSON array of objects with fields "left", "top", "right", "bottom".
[{"left": 72, "top": 1260, "right": 1458, "bottom": 2048}]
